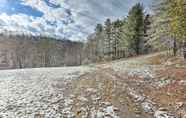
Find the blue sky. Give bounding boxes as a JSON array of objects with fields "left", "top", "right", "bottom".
[
  {"left": 0, "top": 0, "right": 43, "bottom": 17},
  {"left": 0, "top": 0, "right": 152, "bottom": 40}
]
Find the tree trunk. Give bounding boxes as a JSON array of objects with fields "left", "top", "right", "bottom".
[
  {"left": 173, "top": 39, "right": 177, "bottom": 56},
  {"left": 183, "top": 41, "right": 186, "bottom": 59}
]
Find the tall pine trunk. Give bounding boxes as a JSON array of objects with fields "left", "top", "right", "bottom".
[
  {"left": 173, "top": 39, "right": 177, "bottom": 56},
  {"left": 183, "top": 41, "right": 186, "bottom": 59}
]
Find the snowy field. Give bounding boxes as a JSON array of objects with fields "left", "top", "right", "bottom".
[{"left": 0, "top": 66, "right": 96, "bottom": 118}]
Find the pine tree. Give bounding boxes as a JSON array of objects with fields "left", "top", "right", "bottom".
[
  {"left": 95, "top": 24, "right": 104, "bottom": 59},
  {"left": 104, "top": 18, "right": 113, "bottom": 59},
  {"left": 112, "top": 19, "right": 129, "bottom": 58},
  {"left": 125, "top": 3, "right": 145, "bottom": 55},
  {"left": 143, "top": 14, "right": 152, "bottom": 54}
]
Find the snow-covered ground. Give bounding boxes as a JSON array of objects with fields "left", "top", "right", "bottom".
[{"left": 0, "top": 66, "right": 96, "bottom": 118}]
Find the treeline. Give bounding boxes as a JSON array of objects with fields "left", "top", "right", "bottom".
[
  {"left": 0, "top": 34, "right": 84, "bottom": 69},
  {"left": 85, "top": 1, "right": 186, "bottom": 62},
  {"left": 85, "top": 3, "right": 153, "bottom": 62}
]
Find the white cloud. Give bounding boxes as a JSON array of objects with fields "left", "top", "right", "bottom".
[
  {"left": 0, "top": 0, "right": 152, "bottom": 40},
  {"left": 0, "top": 0, "right": 73, "bottom": 39}
]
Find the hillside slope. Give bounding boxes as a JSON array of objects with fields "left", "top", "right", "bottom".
[
  {"left": 0, "top": 52, "right": 186, "bottom": 118},
  {"left": 0, "top": 35, "right": 84, "bottom": 69}
]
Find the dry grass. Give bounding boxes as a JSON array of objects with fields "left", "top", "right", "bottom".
[{"left": 145, "top": 52, "right": 170, "bottom": 65}]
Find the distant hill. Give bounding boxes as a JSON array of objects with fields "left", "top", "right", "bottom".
[{"left": 0, "top": 34, "right": 84, "bottom": 69}]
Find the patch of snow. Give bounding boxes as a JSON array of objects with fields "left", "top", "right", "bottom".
[
  {"left": 141, "top": 102, "right": 155, "bottom": 113},
  {"left": 93, "top": 105, "right": 119, "bottom": 118},
  {"left": 111, "top": 61, "right": 155, "bottom": 79},
  {"left": 127, "top": 67, "right": 154, "bottom": 79},
  {"left": 154, "top": 109, "right": 175, "bottom": 118},
  {"left": 128, "top": 88, "right": 145, "bottom": 102},
  {"left": 104, "top": 106, "right": 119, "bottom": 118},
  {"left": 77, "top": 96, "right": 88, "bottom": 102},
  {"left": 64, "top": 98, "right": 73, "bottom": 107}
]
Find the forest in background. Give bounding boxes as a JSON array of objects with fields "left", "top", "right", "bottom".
[
  {"left": 0, "top": 34, "right": 83, "bottom": 69},
  {"left": 0, "top": 0, "right": 186, "bottom": 69},
  {"left": 86, "top": 0, "right": 186, "bottom": 62}
]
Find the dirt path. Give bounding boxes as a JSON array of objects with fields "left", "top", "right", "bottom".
[{"left": 69, "top": 68, "right": 152, "bottom": 118}]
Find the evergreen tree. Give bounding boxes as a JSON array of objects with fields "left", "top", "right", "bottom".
[
  {"left": 104, "top": 18, "right": 113, "bottom": 59},
  {"left": 95, "top": 24, "right": 104, "bottom": 58},
  {"left": 112, "top": 19, "right": 128, "bottom": 58},
  {"left": 143, "top": 14, "right": 153, "bottom": 54},
  {"left": 125, "top": 3, "right": 145, "bottom": 55},
  {"left": 112, "top": 19, "right": 123, "bottom": 58}
]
